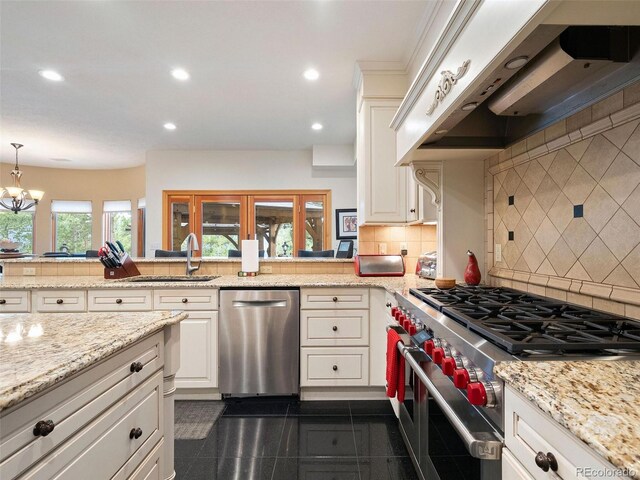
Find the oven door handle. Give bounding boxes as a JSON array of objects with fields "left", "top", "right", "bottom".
[{"left": 400, "top": 343, "right": 503, "bottom": 460}]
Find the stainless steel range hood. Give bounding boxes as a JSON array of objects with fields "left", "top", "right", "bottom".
[{"left": 419, "top": 25, "right": 640, "bottom": 153}]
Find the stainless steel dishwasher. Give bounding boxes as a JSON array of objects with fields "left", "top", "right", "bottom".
[{"left": 219, "top": 289, "right": 300, "bottom": 396}]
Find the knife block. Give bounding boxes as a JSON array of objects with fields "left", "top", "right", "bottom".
[{"left": 103, "top": 254, "right": 141, "bottom": 279}]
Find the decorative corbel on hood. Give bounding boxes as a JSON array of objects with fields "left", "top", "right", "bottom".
[{"left": 411, "top": 160, "right": 442, "bottom": 210}]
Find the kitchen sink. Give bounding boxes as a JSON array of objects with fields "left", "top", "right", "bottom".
[{"left": 122, "top": 275, "right": 220, "bottom": 283}]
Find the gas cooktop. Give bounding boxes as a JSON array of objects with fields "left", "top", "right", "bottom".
[{"left": 410, "top": 285, "right": 640, "bottom": 355}]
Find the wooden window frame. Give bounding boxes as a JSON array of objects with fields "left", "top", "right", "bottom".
[{"left": 162, "top": 190, "right": 331, "bottom": 256}]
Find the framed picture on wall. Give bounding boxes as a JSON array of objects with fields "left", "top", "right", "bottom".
[{"left": 336, "top": 208, "right": 357, "bottom": 240}]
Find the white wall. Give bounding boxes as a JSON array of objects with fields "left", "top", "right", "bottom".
[{"left": 145, "top": 150, "right": 356, "bottom": 256}]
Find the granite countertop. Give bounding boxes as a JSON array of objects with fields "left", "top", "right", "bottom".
[
  {"left": 0, "top": 273, "right": 435, "bottom": 295},
  {"left": 0, "top": 310, "right": 187, "bottom": 412},
  {"left": 495, "top": 361, "right": 640, "bottom": 478}
]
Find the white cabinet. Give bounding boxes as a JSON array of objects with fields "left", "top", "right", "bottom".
[
  {"left": 174, "top": 311, "right": 218, "bottom": 389},
  {"left": 35, "top": 290, "right": 86, "bottom": 312},
  {"left": 301, "top": 347, "right": 369, "bottom": 387},
  {"left": 88, "top": 289, "right": 152, "bottom": 312},
  {"left": 0, "top": 290, "right": 30, "bottom": 313},
  {"left": 504, "top": 385, "right": 631, "bottom": 480}
]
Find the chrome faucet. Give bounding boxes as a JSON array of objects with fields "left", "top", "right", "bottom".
[{"left": 185, "top": 233, "right": 201, "bottom": 276}]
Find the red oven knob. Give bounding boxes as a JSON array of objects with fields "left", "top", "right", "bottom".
[
  {"left": 391, "top": 307, "right": 398, "bottom": 317},
  {"left": 453, "top": 369, "right": 470, "bottom": 389},
  {"left": 424, "top": 340, "right": 435, "bottom": 355},
  {"left": 402, "top": 318, "right": 410, "bottom": 330},
  {"left": 432, "top": 347, "right": 445, "bottom": 364},
  {"left": 409, "top": 324, "right": 417, "bottom": 335},
  {"left": 442, "top": 357, "right": 456, "bottom": 376},
  {"left": 467, "top": 382, "right": 487, "bottom": 406}
]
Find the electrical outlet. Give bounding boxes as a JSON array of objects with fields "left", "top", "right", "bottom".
[
  {"left": 23, "top": 267, "right": 36, "bottom": 276},
  {"left": 495, "top": 244, "right": 502, "bottom": 262},
  {"left": 378, "top": 243, "right": 387, "bottom": 254},
  {"left": 260, "top": 265, "right": 273, "bottom": 274}
]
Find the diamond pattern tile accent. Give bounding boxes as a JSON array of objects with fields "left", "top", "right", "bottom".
[
  {"left": 579, "top": 134, "right": 618, "bottom": 181},
  {"left": 537, "top": 259, "right": 557, "bottom": 276},
  {"left": 514, "top": 256, "right": 531, "bottom": 272},
  {"left": 547, "top": 192, "right": 573, "bottom": 233},
  {"left": 604, "top": 119, "right": 638, "bottom": 149},
  {"left": 514, "top": 219, "right": 533, "bottom": 253},
  {"left": 502, "top": 241, "right": 521, "bottom": 269},
  {"left": 566, "top": 261, "right": 592, "bottom": 281},
  {"left": 621, "top": 244, "right": 640, "bottom": 283},
  {"left": 522, "top": 198, "right": 546, "bottom": 233},
  {"left": 494, "top": 188, "right": 508, "bottom": 218},
  {"left": 565, "top": 137, "right": 593, "bottom": 161},
  {"left": 600, "top": 151, "right": 640, "bottom": 204},
  {"left": 495, "top": 221, "right": 508, "bottom": 246},
  {"left": 495, "top": 170, "right": 508, "bottom": 186},
  {"left": 514, "top": 162, "right": 529, "bottom": 180},
  {"left": 534, "top": 217, "right": 560, "bottom": 255},
  {"left": 604, "top": 265, "right": 639, "bottom": 288},
  {"left": 584, "top": 185, "right": 618, "bottom": 233},
  {"left": 503, "top": 205, "right": 521, "bottom": 230},
  {"left": 522, "top": 238, "right": 545, "bottom": 272},
  {"left": 547, "top": 149, "right": 577, "bottom": 188},
  {"left": 522, "top": 160, "right": 546, "bottom": 194},
  {"left": 547, "top": 237, "right": 577, "bottom": 277},
  {"left": 514, "top": 182, "right": 533, "bottom": 216},
  {"left": 535, "top": 174, "right": 561, "bottom": 212},
  {"left": 537, "top": 151, "right": 557, "bottom": 172},
  {"left": 622, "top": 185, "right": 640, "bottom": 225},
  {"left": 599, "top": 209, "right": 640, "bottom": 261},
  {"left": 579, "top": 237, "right": 618, "bottom": 283},
  {"left": 502, "top": 169, "right": 522, "bottom": 195},
  {"left": 621, "top": 122, "right": 640, "bottom": 165},
  {"left": 564, "top": 165, "right": 597, "bottom": 205},
  {"left": 563, "top": 218, "right": 596, "bottom": 257}
]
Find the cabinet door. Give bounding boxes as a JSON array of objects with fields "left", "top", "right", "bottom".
[
  {"left": 175, "top": 311, "right": 218, "bottom": 389},
  {"left": 359, "top": 99, "right": 407, "bottom": 224},
  {"left": 503, "top": 449, "right": 534, "bottom": 480},
  {"left": 406, "top": 167, "right": 419, "bottom": 223}
]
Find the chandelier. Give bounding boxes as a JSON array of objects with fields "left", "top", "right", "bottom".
[{"left": 1, "top": 143, "right": 44, "bottom": 214}]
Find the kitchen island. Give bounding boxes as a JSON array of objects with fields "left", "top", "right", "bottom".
[{"left": 0, "top": 310, "right": 187, "bottom": 480}]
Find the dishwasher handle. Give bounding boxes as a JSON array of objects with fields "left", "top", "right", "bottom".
[{"left": 232, "top": 300, "right": 288, "bottom": 308}]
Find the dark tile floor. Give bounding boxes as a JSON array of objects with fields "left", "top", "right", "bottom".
[{"left": 174, "top": 398, "right": 419, "bottom": 480}]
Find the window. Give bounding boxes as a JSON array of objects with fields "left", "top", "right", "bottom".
[
  {"left": 137, "top": 198, "right": 146, "bottom": 257},
  {"left": 163, "top": 191, "right": 330, "bottom": 257},
  {"left": 103, "top": 200, "right": 132, "bottom": 253},
  {"left": 51, "top": 200, "right": 92, "bottom": 253},
  {"left": 0, "top": 207, "right": 35, "bottom": 253}
]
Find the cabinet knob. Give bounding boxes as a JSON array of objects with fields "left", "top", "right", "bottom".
[
  {"left": 386, "top": 302, "right": 392, "bottom": 307},
  {"left": 56, "top": 299, "right": 64, "bottom": 304},
  {"left": 332, "top": 325, "right": 338, "bottom": 332},
  {"left": 332, "top": 365, "right": 338, "bottom": 371},
  {"left": 115, "top": 298, "right": 123, "bottom": 304},
  {"left": 535, "top": 452, "right": 558, "bottom": 472},
  {"left": 129, "top": 427, "right": 143, "bottom": 439},
  {"left": 410, "top": 208, "right": 416, "bottom": 213},
  {"left": 182, "top": 298, "right": 189, "bottom": 303},
  {"left": 130, "top": 361, "right": 144, "bottom": 373},
  {"left": 33, "top": 420, "right": 55, "bottom": 437},
  {"left": 332, "top": 297, "right": 338, "bottom": 302},
  {"left": 0, "top": 299, "right": 6, "bottom": 305}
]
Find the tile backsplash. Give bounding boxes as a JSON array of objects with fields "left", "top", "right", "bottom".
[{"left": 485, "top": 83, "right": 640, "bottom": 319}]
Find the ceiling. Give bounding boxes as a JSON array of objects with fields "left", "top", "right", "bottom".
[{"left": 0, "top": 1, "right": 431, "bottom": 169}]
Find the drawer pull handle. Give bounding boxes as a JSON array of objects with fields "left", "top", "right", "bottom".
[
  {"left": 130, "top": 361, "right": 144, "bottom": 373},
  {"left": 386, "top": 302, "right": 391, "bottom": 307},
  {"left": 0, "top": 299, "right": 6, "bottom": 305},
  {"left": 116, "top": 298, "right": 123, "bottom": 304},
  {"left": 332, "top": 297, "right": 338, "bottom": 302},
  {"left": 56, "top": 299, "right": 64, "bottom": 305},
  {"left": 182, "top": 298, "right": 189, "bottom": 303},
  {"left": 332, "top": 365, "right": 338, "bottom": 371},
  {"left": 410, "top": 208, "right": 416, "bottom": 213},
  {"left": 535, "top": 452, "right": 558, "bottom": 472},
  {"left": 332, "top": 326, "right": 338, "bottom": 332},
  {"left": 33, "top": 420, "right": 55, "bottom": 437},
  {"left": 129, "top": 427, "right": 143, "bottom": 439}
]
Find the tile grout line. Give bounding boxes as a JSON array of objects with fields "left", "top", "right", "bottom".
[
  {"left": 348, "top": 401, "right": 363, "bottom": 480},
  {"left": 268, "top": 402, "right": 291, "bottom": 480}
]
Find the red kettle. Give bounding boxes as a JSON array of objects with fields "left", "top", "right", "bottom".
[{"left": 464, "top": 250, "right": 481, "bottom": 286}]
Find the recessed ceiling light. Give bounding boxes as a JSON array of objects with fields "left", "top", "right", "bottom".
[
  {"left": 435, "top": 129, "right": 448, "bottom": 135},
  {"left": 164, "top": 122, "right": 177, "bottom": 130},
  {"left": 461, "top": 102, "right": 478, "bottom": 111},
  {"left": 311, "top": 123, "right": 323, "bottom": 130},
  {"left": 39, "top": 70, "right": 64, "bottom": 81},
  {"left": 171, "top": 68, "right": 190, "bottom": 81},
  {"left": 505, "top": 56, "right": 529, "bottom": 70},
  {"left": 303, "top": 68, "right": 320, "bottom": 81}
]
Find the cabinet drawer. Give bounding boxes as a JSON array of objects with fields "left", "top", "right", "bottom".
[
  {"left": 88, "top": 289, "right": 153, "bottom": 312},
  {"left": 19, "top": 372, "right": 163, "bottom": 480},
  {"left": 0, "top": 333, "right": 163, "bottom": 478},
  {"left": 0, "top": 290, "right": 29, "bottom": 313},
  {"left": 153, "top": 288, "right": 218, "bottom": 311},
  {"left": 301, "top": 347, "right": 369, "bottom": 386},
  {"left": 35, "top": 290, "right": 86, "bottom": 312},
  {"left": 124, "top": 439, "right": 163, "bottom": 480},
  {"left": 301, "top": 310, "right": 369, "bottom": 346},
  {"left": 301, "top": 288, "right": 369, "bottom": 310},
  {"left": 505, "top": 386, "right": 624, "bottom": 480},
  {"left": 503, "top": 449, "right": 534, "bottom": 480}
]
